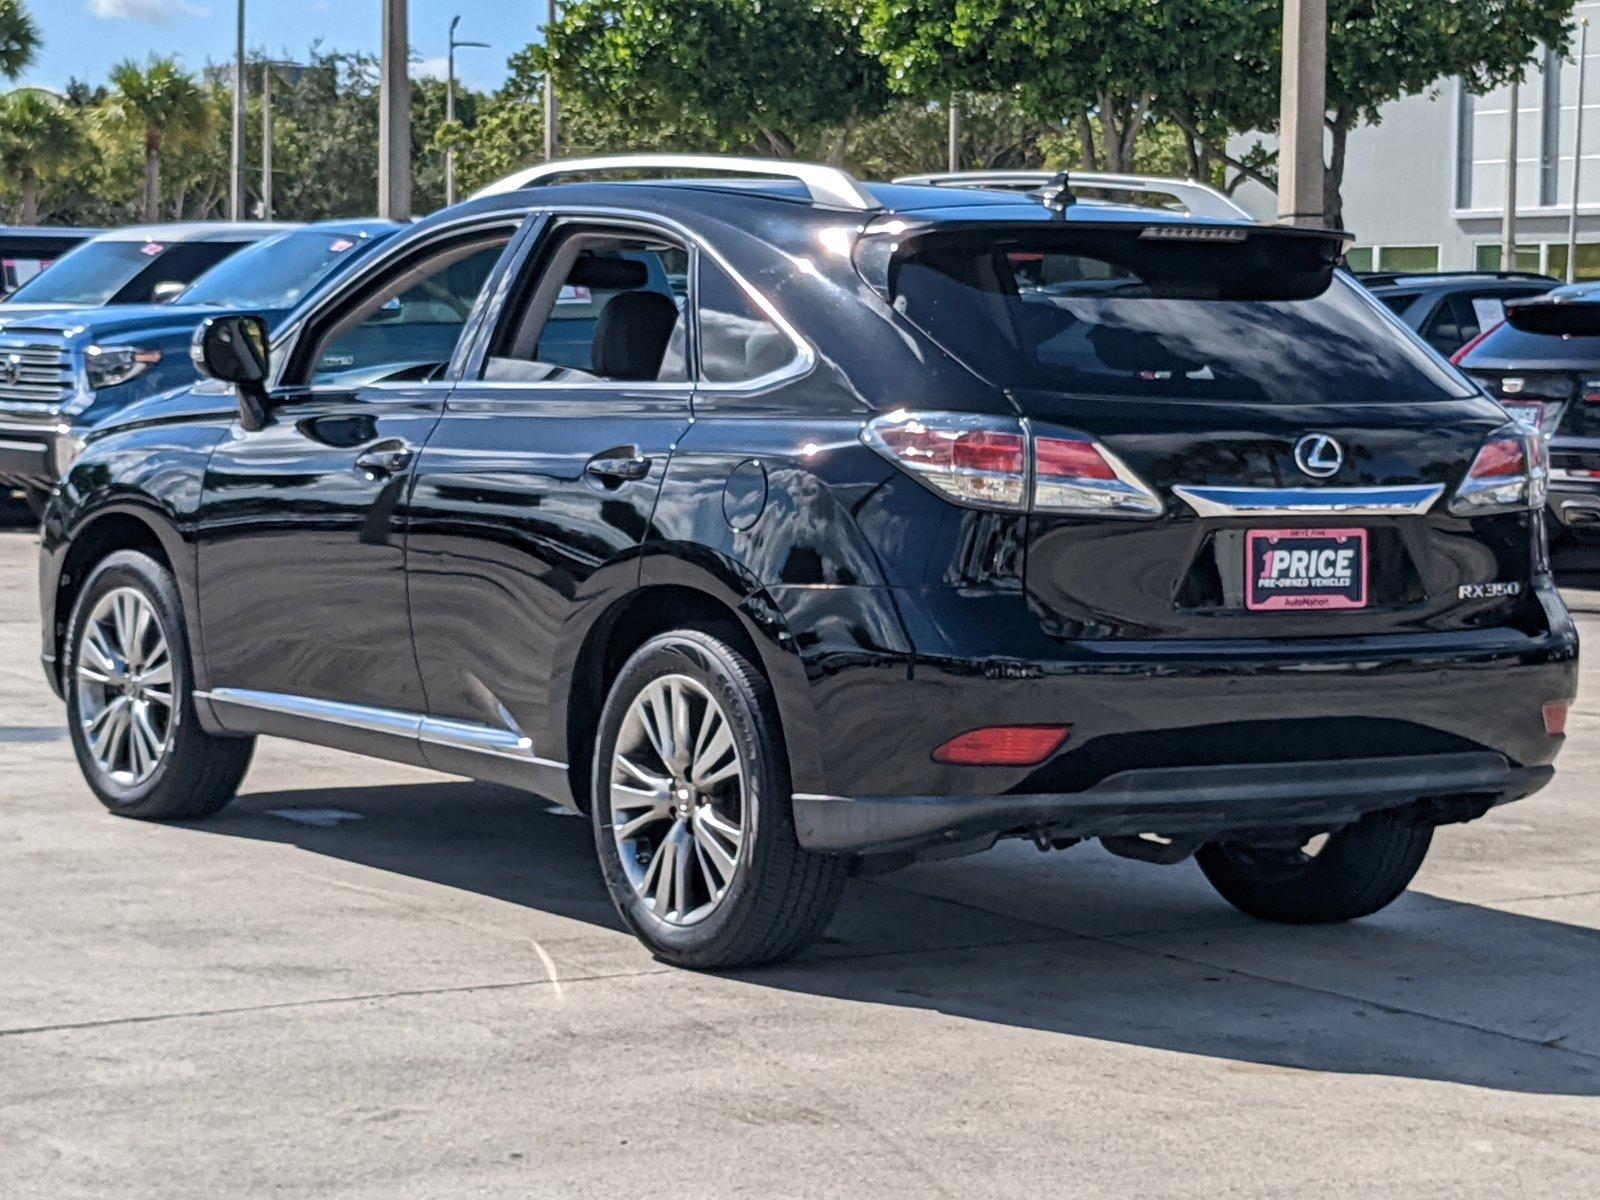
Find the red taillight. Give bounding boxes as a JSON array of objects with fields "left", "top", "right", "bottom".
[
  {"left": 874, "top": 424, "right": 1026, "bottom": 475},
  {"left": 1450, "top": 323, "right": 1499, "bottom": 365},
  {"left": 932, "top": 725, "right": 1072, "bottom": 766},
  {"left": 1035, "top": 436, "right": 1117, "bottom": 481},
  {"left": 1543, "top": 701, "right": 1569, "bottom": 737},
  {"left": 1467, "top": 437, "right": 1527, "bottom": 479}
]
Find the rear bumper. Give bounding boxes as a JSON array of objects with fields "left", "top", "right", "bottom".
[{"left": 794, "top": 753, "right": 1552, "bottom": 854}]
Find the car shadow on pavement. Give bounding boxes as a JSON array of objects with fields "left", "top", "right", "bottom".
[{"left": 210, "top": 779, "right": 1600, "bottom": 1099}]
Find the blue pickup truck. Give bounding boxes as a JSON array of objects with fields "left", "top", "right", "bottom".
[{"left": 0, "top": 219, "right": 399, "bottom": 513}]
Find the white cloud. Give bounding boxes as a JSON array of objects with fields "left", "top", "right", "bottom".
[
  {"left": 85, "top": 0, "right": 212, "bottom": 23},
  {"left": 412, "top": 56, "right": 451, "bottom": 82}
]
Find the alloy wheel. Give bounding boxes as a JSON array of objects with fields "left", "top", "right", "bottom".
[
  {"left": 609, "top": 673, "right": 748, "bottom": 925},
  {"left": 75, "top": 587, "right": 175, "bottom": 787}
]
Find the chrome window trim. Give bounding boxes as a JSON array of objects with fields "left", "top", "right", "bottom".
[
  {"left": 199, "top": 687, "right": 567, "bottom": 770},
  {"left": 1172, "top": 483, "right": 1446, "bottom": 518}
]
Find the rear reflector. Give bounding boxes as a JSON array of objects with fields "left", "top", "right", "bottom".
[
  {"left": 1544, "top": 701, "right": 1569, "bottom": 737},
  {"left": 932, "top": 725, "right": 1071, "bottom": 766}
]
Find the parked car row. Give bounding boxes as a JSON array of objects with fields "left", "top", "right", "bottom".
[{"left": 28, "top": 155, "right": 1576, "bottom": 969}]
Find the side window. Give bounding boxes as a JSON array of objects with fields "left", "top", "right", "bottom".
[
  {"left": 305, "top": 234, "right": 512, "bottom": 385},
  {"left": 697, "top": 259, "right": 797, "bottom": 383},
  {"left": 484, "top": 226, "right": 688, "bottom": 384},
  {"left": 1419, "top": 297, "right": 1465, "bottom": 354},
  {"left": 113, "top": 241, "right": 249, "bottom": 304}
]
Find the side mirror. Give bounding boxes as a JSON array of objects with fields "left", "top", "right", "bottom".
[
  {"left": 151, "top": 280, "right": 186, "bottom": 303},
  {"left": 191, "top": 314, "right": 271, "bottom": 431}
]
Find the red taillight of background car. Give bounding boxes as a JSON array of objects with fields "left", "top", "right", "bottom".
[
  {"left": 932, "top": 725, "right": 1072, "bottom": 766},
  {"left": 1450, "top": 324, "right": 1498, "bottom": 364}
]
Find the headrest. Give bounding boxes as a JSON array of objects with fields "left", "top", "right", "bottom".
[
  {"left": 569, "top": 254, "right": 650, "bottom": 290},
  {"left": 592, "top": 291, "right": 680, "bottom": 381}
]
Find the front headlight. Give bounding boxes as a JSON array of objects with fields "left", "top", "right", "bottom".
[{"left": 83, "top": 344, "right": 162, "bottom": 390}]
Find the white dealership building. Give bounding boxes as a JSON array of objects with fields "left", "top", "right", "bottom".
[{"left": 1231, "top": 0, "right": 1600, "bottom": 278}]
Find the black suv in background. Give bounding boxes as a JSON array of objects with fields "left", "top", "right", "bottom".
[
  {"left": 1454, "top": 282, "right": 1600, "bottom": 538},
  {"left": 37, "top": 157, "right": 1577, "bottom": 969},
  {"left": 1359, "top": 270, "right": 1557, "bottom": 356}
]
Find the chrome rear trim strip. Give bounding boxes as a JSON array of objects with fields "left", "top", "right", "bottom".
[
  {"left": 199, "top": 688, "right": 567, "bottom": 769},
  {"left": 1172, "top": 483, "right": 1445, "bottom": 518}
]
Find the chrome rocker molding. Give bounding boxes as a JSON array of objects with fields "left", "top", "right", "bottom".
[
  {"left": 199, "top": 687, "right": 564, "bottom": 765},
  {"left": 1172, "top": 483, "right": 1446, "bottom": 518}
]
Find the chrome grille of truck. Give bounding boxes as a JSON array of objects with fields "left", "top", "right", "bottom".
[{"left": 0, "top": 339, "right": 72, "bottom": 407}]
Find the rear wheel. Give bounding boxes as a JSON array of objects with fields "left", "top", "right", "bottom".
[
  {"left": 65, "top": 550, "right": 255, "bottom": 821},
  {"left": 1196, "top": 808, "right": 1433, "bottom": 923},
  {"left": 591, "top": 629, "right": 848, "bottom": 969}
]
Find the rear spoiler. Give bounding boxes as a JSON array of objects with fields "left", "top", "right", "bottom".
[
  {"left": 854, "top": 219, "right": 1353, "bottom": 303},
  {"left": 1504, "top": 292, "right": 1600, "bottom": 337}
]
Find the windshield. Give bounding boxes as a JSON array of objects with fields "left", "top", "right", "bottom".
[
  {"left": 180, "top": 229, "right": 381, "bottom": 309},
  {"left": 889, "top": 234, "right": 1474, "bottom": 403},
  {"left": 4, "top": 238, "right": 248, "bottom": 307}
]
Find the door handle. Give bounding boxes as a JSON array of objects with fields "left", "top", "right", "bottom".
[
  {"left": 355, "top": 441, "right": 415, "bottom": 477},
  {"left": 584, "top": 446, "right": 652, "bottom": 483}
]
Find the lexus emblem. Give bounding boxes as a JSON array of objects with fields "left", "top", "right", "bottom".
[
  {"left": 1294, "top": 434, "right": 1343, "bottom": 479},
  {"left": 1, "top": 354, "right": 20, "bottom": 388}
]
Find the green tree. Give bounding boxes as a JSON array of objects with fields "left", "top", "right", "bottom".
[
  {"left": 841, "top": 91, "right": 1054, "bottom": 179},
  {"left": 0, "top": 0, "right": 39, "bottom": 81},
  {"left": 539, "top": 0, "right": 889, "bottom": 160},
  {"left": 106, "top": 56, "right": 213, "bottom": 222},
  {"left": 0, "top": 90, "right": 84, "bottom": 222}
]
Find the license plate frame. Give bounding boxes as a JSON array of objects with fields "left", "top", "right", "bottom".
[{"left": 1245, "top": 527, "right": 1369, "bottom": 612}]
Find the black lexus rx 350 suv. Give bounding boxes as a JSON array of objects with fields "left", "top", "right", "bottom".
[{"left": 37, "top": 156, "right": 1578, "bottom": 969}]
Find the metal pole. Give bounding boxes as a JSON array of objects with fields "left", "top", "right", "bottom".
[
  {"left": 1276, "top": 0, "right": 1327, "bottom": 227},
  {"left": 1503, "top": 78, "right": 1520, "bottom": 271},
  {"left": 261, "top": 64, "right": 272, "bottom": 220},
  {"left": 947, "top": 96, "right": 960, "bottom": 173},
  {"left": 543, "top": 0, "right": 558, "bottom": 161},
  {"left": 230, "top": 0, "right": 246, "bottom": 220},
  {"left": 379, "top": 0, "right": 412, "bottom": 220},
  {"left": 446, "top": 15, "right": 459, "bottom": 207},
  {"left": 1568, "top": 19, "right": 1591, "bottom": 283}
]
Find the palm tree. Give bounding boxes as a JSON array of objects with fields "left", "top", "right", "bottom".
[
  {"left": 0, "top": 90, "right": 82, "bottom": 222},
  {"left": 107, "top": 57, "right": 211, "bottom": 222},
  {"left": 0, "top": 0, "right": 39, "bottom": 82}
]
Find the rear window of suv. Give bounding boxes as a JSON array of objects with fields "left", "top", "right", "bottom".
[
  {"left": 889, "top": 233, "right": 1473, "bottom": 403},
  {"left": 1459, "top": 320, "right": 1600, "bottom": 364}
]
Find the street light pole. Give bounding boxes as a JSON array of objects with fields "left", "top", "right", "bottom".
[
  {"left": 1503, "top": 78, "right": 1520, "bottom": 272},
  {"left": 947, "top": 96, "right": 960, "bottom": 173},
  {"left": 544, "top": 0, "right": 558, "bottom": 161},
  {"left": 1568, "top": 19, "right": 1591, "bottom": 284},
  {"left": 445, "top": 15, "right": 489, "bottom": 207},
  {"left": 1277, "top": 0, "right": 1326, "bottom": 227},
  {"left": 261, "top": 63, "right": 272, "bottom": 220},
  {"left": 379, "top": 0, "right": 412, "bottom": 221},
  {"left": 230, "top": 0, "right": 246, "bottom": 220}
]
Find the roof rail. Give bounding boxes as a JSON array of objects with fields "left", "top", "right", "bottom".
[{"left": 472, "top": 154, "right": 881, "bottom": 211}]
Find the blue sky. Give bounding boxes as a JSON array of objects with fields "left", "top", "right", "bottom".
[{"left": 20, "top": 0, "right": 539, "bottom": 95}]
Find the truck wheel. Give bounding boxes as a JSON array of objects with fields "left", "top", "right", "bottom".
[
  {"left": 1196, "top": 808, "right": 1433, "bottom": 924},
  {"left": 64, "top": 550, "right": 255, "bottom": 821},
  {"left": 591, "top": 628, "right": 848, "bottom": 969}
]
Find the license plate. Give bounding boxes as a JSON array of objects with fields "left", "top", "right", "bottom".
[{"left": 1246, "top": 528, "right": 1368, "bottom": 612}]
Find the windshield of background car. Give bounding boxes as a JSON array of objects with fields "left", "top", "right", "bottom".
[
  {"left": 180, "top": 230, "right": 382, "bottom": 309},
  {"left": 1460, "top": 320, "right": 1600, "bottom": 365},
  {"left": 887, "top": 233, "right": 1475, "bottom": 402},
  {"left": 4, "top": 238, "right": 246, "bottom": 306}
]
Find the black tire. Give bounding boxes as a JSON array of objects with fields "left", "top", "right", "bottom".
[
  {"left": 64, "top": 550, "right": 255, "bottom": 821},
  {"left": 1196, "top": 808, "right": 1433, "bottom": 924},
  {"left": 591, "top": 628, "right": 848, "bottom": 969}
]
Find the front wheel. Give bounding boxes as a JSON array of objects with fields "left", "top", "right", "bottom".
[
  {"left": 591, "top": 629, "right": 848, "bottom": 969},
  {"left": 1196, "top": 807, "right": 1433, "bottom": 924},
  {"left": 64, "top": 550, "right": 255, "bottom": 821}
]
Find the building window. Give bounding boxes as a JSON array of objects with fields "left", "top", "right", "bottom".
[
  {"left": 1344, "top": 247, "right": 1374, "bottom": 272},
  {"left": 1547, "top": 243, "right": 1600, "bottom": 280},
  {"left": 1475, "top": 243, "right": 1541, "bottom": 272},
  {"left": 1455, "top": 81, "right": 1475, "bottom": 209},
  {"left": 1376, "top": 245, "right": 1441, "bottom": 272}
]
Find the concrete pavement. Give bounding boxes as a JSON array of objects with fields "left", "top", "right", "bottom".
[{"left": 2, "top": 526, "right": 1599, "bottom": 1198}]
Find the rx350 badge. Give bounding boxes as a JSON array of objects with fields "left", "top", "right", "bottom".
[{"left": 1459, "top": 581, "right": 1523, "bottom": 599}]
